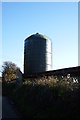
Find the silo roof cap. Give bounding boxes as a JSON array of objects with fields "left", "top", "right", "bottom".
[
  {"left": 25, "top": 33, "right": 51, "bottom": 41},
  {"left": 34, "top": 33, "right": 50, "bottom": 40}
]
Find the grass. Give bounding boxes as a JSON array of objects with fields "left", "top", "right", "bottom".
[{"left": 2, "top": 75, "right": 80, "bottom": 119}]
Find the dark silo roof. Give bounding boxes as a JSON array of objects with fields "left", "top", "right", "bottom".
[{"left": 25, "top": 33, "right": 50, "bottom": 41}]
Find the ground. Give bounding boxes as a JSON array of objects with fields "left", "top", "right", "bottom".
[{"left": 2, "top": 96, "right": 23, "bottom": 119}]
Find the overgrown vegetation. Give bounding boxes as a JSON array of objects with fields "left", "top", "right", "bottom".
[{"left": 2, "top": 75, "right": 80, "bottom": 119}]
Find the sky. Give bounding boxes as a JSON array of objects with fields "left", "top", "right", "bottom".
[{"left": 2, "top": 2, "right": 78, "bottom": 74}]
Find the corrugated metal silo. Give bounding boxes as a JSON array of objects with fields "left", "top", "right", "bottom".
[{"left": 24, "top": 33, "right": 52, "bottom": 75}]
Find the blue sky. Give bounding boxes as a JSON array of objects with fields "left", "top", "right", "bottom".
[{"left": 2, "top": 2, "right": 78, "bottom": 74}]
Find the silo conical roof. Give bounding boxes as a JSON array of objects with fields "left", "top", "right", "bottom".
[{"left": 25, "top": 33, "right": 50, "bottom": 41}]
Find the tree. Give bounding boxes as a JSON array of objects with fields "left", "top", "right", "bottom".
[{"left": 2, "top": 61, "right": 20, "bottom": 82}]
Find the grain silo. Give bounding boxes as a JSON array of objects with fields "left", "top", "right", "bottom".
[{"left": 24, "top": 33, "right": 52, "bottom": 75}]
